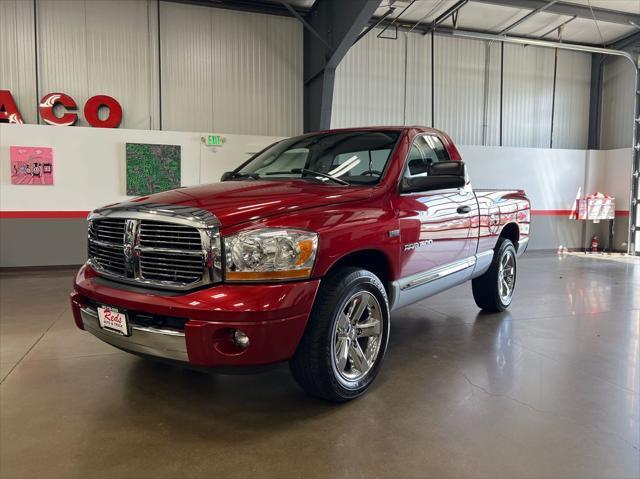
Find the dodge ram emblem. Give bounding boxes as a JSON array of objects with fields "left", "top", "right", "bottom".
[{"left": 123, "top": 243, "right": 133, "bottom": 261}]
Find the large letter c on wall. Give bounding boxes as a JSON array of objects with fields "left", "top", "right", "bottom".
[
  {"left": 39, "top": 93, "right": 78, "bottom": 126},
  {"left": 84, "top": 95, "right": 122, "bottom": 128}
]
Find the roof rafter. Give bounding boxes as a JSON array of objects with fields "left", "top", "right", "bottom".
[{"left": 470, "top": 0, "right": 640, "bottom": 26}]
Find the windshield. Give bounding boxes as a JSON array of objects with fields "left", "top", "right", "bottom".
[{"left": 234, "top": 130, "right": 401, "bottom": 185}]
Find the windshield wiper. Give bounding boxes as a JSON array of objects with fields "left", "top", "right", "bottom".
[
  {"left": 265, "top": 168, "right": 349, "bottom": 185},
  {"left": 228, "top": 171, "right": 260, "bottom": 180}
]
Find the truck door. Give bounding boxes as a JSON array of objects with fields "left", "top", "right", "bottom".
[{"left": 394, "top": 134, "right": 478, "bottom": 280}]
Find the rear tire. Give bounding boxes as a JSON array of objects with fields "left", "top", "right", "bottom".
[
  {"left": 289, "top": 267, "right": 390, "bottom": 402},
  {"left": 472, "top": 238, "right": 517, "bottom": 312}
]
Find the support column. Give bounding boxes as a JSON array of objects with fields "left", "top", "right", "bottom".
[
  {"left": 587, "top": 53, "right": 604, "bottom": 150},
  {"left": 302, "top": 0, "right": 381, "bottom": 132},
  {"left": 630, "top": 56, "right": 639, "bottom": 255}
]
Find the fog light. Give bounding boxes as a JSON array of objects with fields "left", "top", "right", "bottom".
[{"left": 233, "top": 329, "right": 250, "bottom": 349}]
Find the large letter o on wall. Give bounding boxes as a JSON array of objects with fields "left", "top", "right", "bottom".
[
  {"left": 39, "top": 93, "right": 78, "bottom": 126},
  {"left": 84, "top": 95, "right": 123, "bottom": 128}
]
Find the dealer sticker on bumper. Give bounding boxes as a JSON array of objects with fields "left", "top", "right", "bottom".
[{"left": 97, "top": 306, "right": 129, "bottom": 336}]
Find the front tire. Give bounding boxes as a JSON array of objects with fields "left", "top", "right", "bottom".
[
  {"left": 472, "top": 238, "right": 517, "bottom": 312},
  {"left": 290, "top": 267, "right": 390, "bottom": 402}
]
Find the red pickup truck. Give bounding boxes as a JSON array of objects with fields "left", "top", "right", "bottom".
[{"left": 71, "top": 126, "right": 530, "bottom": 401}]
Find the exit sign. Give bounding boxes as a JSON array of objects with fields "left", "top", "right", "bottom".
[{"left": 205, "top": 135, "right": 224, "bottom": 146}]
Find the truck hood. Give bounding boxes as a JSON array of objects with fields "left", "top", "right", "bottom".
[{"left": 122, "top": 180, "right": 373, "bottom": 228}]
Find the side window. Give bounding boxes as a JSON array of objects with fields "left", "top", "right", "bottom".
[{"left": 405, "top": 135, "right": 449, "bottom": 178}]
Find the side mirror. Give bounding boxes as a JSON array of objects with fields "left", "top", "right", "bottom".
[
  {"left": 401, "top": 160, "right": 466, "bottom": 193},
  {"left": 429, "top": 160, "right": 465, "bottom": 177},
  {"left": 220, "top": 171, "right": 234, "bottom": 182}
]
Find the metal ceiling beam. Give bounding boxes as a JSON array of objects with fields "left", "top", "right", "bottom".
[
  {"left": 355, "top": 7, "right": 395, "bottom": 44},
  {"left": 376, "top": 0, "right": 416, "bottom": 39},
  {"left": 609, "top": 31, "right": 640, "bottom": 51},
  {"left": 499, "top": 0, "right": 557, "bottom": 35},
  {"left": 164, "top": 0, "right": 310, "bottom": 17},
  {"left": 279, "top": 1, "right": 334, "bottom": 53},
  {"left": 537, "top": 15, "right": 576, "bottom": 39},
  {"left": 424, "top": 0, "right": 469, "bottom": 34},
  {"left": 369, "top": 15, "right": 601, "bottom": 47},
  {"left": 470, "top": 0, "right": 640, "bottom": 26},
  {"left": 451, "top": 29, "right": 634, "bottom": 61}
]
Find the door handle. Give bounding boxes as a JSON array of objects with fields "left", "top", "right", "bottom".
[{"left": 457, "top": 205, "right": 471, "bottom": 214}]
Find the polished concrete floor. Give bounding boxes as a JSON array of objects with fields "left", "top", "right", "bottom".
[{"left": 1, "top": 252, "right": 638, "bottom": 478}]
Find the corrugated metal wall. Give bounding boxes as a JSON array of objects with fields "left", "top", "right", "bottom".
[
  {"left": 332, "top": 29, "right": 405, "bottom": 128},
  {"left": 601, "top": 55, "right": 635, "bottom": 150},
  {"left": 37, "top": 0, "right": 154, "bottom": 130},
  {"left": 160, "top": 3, "right": 302, "bottom": 135},
  {"left": 553, "top": 50, "right": 591, "bottom": 149},
  {"left": 485, "top": 42, "right": 502, "bottom": 147},
  {"left": 502, "top": 44, "right": 555, "bottom": 148},
  {"left": 434, "top": 35, "right": 487, "bottom": 146},
  {"left": 0, "top": 0, "right": 37, "bottom": 124},
  {"left": 332, "top": 30, "right": 592, "bottom": 149},
  {"left": 404, "top": 33, "right": 431, "bottom": 127},
  {"left": 0, "top": 0, "right": 302, "bottom": 136}
]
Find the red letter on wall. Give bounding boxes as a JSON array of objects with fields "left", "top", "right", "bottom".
[
  {"left": 0, "top": 90, "right": 24, "bottom": 124},
  {"left": 39, "top": 93, "right": 78, "bottom": 126},
  {"left": 84, "top": 95, "right": 122, "bottom": 128}
]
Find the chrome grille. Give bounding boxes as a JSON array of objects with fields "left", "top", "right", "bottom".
[
  {"left": 139, "top": 221, "right": 202, "bottom": 250},
  {"left": 140, "top": 251, "right": 203, "bottom": 283},
  {"left": 88, "top": 219, "right": 127, "bottom": 275},
  {"left": 87, "top": 206, "right": 221, "bottom": 290}
]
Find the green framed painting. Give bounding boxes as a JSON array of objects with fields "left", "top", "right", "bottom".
[{"left": 126, "top": 143, "right": 181, "bottom": 195}]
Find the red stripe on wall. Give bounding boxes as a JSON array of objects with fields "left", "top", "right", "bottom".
[
  {"left": 530, "top": 210, "right": 629, "bottom": 217},
  {"left": 531, "top": 209, "right": 574, "bottom": 216},
  {"left": 0, "top": 210, "right": 631, "bottom": 219},
  {"left": 0, "top": 211, "right": 90, "bottom": 219}
]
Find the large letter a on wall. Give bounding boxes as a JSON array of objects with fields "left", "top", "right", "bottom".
[{"left": 0, "top": 90, "right": 24, "bottom": 124}]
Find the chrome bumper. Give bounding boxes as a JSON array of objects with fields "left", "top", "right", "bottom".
[{"left": 80, "top": 307, "right": 188, "bottom": 362}]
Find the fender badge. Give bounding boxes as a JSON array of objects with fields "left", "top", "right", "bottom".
[{"left": 404, "top": 239, "right": 433, "bottom": 251}]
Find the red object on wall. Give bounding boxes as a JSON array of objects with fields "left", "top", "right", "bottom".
[
  {"left": 0, "top": 90, "right": 24, "bottom": 124},
  {"left": 0, "top": 89, "right": 122, "bottom": 128},
  {"left": 84, "top": 95, "right": 122, "bottom": 128},
  {"left": 39, "top": 93, "right": 78, "bottom": 126}
]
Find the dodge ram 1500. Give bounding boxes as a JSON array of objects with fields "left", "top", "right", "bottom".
[{"left": 71, "top": 126, "right": 530, "bottom": 401}]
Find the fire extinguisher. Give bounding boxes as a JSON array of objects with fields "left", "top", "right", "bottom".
[{"left": 591, "top": 235, "right": 599, "bottom": 253}]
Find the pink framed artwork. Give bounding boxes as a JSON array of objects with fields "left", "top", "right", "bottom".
[{"left": 10, "top": 146, "right": 54, "bottom": 185}]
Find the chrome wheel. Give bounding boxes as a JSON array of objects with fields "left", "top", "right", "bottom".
[
  {"left": 498, "top": 250, "right": 516, "bottom": 304},
  {"left": 332, "top": 291, "right": 383, "bottom": 382}
]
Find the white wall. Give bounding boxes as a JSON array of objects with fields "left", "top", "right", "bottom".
[
  {"left": 1, "top": 124, "right": 632, "bottom": 252},
  {"left": 461, "top": 146, "right": 587, "bottom": 212},
  {"left": 0, "top": 0, "right": 302, "bottom": 136},
  {"left": 462, "top": 145, "right": 631, "bottom": 250},
  {"left": 331, "top": 31, "right": 592, "bottom": 150},
  {"left": 0, "top": 124, "right": 282, "bottom": 212}
]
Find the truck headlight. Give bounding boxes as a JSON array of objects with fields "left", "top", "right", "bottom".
[{"left": 224, "top": 228, "right": 318, "bottom": 281}]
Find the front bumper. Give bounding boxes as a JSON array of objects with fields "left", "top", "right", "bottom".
[{"left": 71, "top": 265, "right": 320, "bottom": 368}]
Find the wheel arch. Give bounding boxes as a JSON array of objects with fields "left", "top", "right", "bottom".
[
  {"left": 498, "top": 222, "right": 520, "bottom": 251},
  {"left": 321, "top": 248, "right": 393, "bottom": 295}
]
